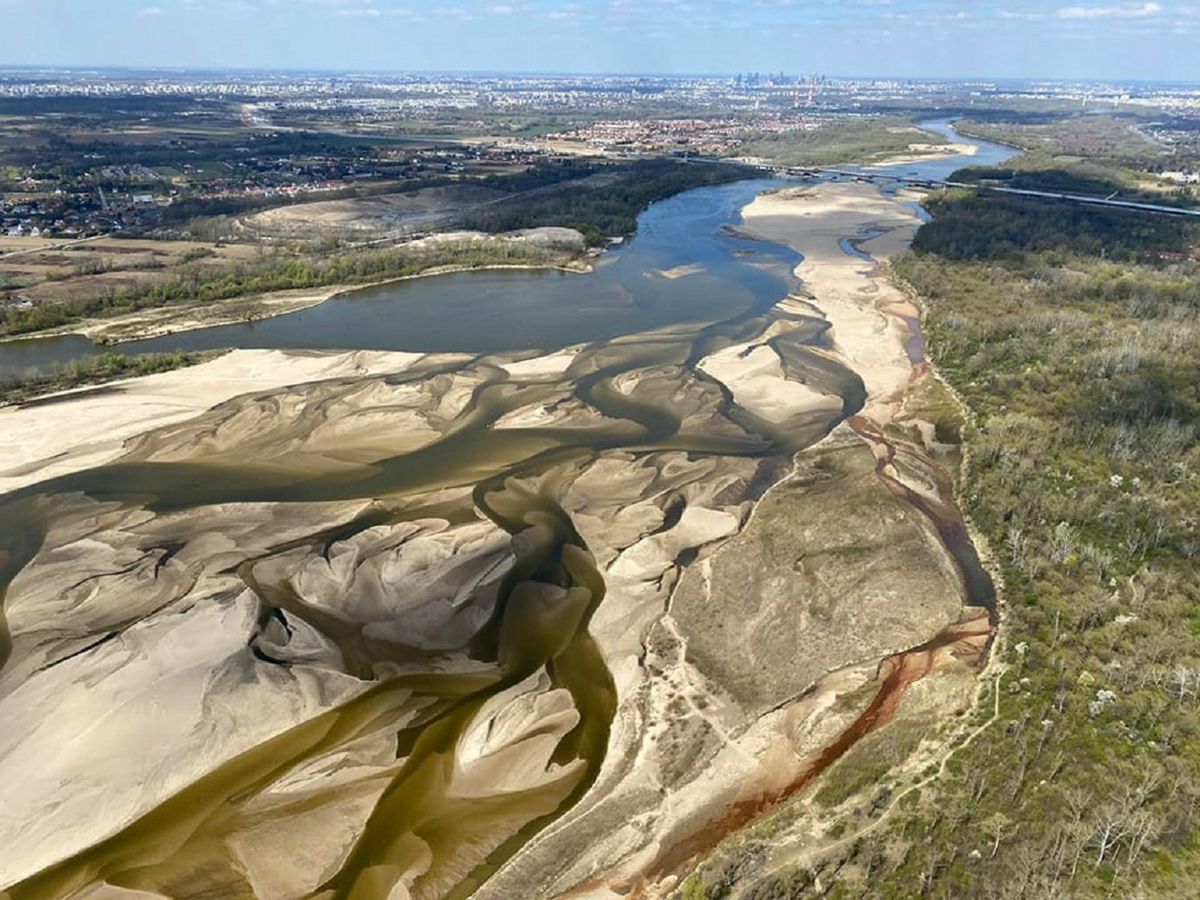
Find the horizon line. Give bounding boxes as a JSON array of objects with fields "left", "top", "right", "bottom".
[{"left": 1, "top": 64, "right": 1198, "bottom": 87}]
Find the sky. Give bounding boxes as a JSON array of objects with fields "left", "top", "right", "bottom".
[{"left": 1, "top": 0, "right": 1197, "bottom": 82}]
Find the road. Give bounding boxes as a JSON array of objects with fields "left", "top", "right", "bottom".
[
  {"left": 963, "top": 184, "right": 1200, "bottom": 218},
  {"left": 0, "top": 233, "right": 110, "bottom": 262},
  {"left": 742, "top": 160, "right": 1200, "bottom": 219}
]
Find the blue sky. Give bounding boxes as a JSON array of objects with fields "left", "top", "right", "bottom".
[{"left": 1, "top": 0, "right": 1196, "bottom": 81}]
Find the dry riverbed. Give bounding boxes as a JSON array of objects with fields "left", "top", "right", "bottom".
[{"left": 0, "top": 182, "right": 996, "bottom": 900}]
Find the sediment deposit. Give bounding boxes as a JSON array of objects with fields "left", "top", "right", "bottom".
[{"left": 0, "top": 180, "right": 994, "bottom": 900}]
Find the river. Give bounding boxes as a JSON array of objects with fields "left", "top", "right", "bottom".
[
  {"left": 0, "top": 121, "right": 1010, "bottom": 379},
  {"left": 0, "top": 121, "right": 1013, "bottom": 900}
]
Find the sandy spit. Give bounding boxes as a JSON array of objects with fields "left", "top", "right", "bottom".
[{"left": 739, "top": 182, "right": 925, "bottom": 422}]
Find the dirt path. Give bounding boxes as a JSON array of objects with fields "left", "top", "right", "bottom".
[{"left": 0, "top": 233, "right": 109, "bottom": 261}]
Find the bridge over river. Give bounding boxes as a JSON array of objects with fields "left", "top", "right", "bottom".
[{"left": 731, "top": 160, "right": 1200, "bottom": 220}]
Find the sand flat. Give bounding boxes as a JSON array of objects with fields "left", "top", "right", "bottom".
[
  {"left": 740, "top": 183, "right": 925, "bottom": 421},
  {"left": 0, "top": 178, "right": 995, "bottom": 900},
  {"left": 0, "top": 348, "right": 427, "bottom": 493}
]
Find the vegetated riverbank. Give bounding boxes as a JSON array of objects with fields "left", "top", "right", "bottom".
[
  {"left": 737, "top": 117, "right": 952, "bottom": 168},
  {"left": 0, "top": 177, "right": 798, "bottom": 381},
  {"left": 0, "top": 157, "right": 757, "bottom": 346},
  {"left": 15, "top": 257, "right": 595, "bottom": 348},
  {"left": 0, "top": 241, "right": 598, "bottom": 402},
  {"left": 569, "top": 180, "right": 1002, "bottom": 900},
  {"left": 750, "top": 170, "right": 1200, "bottom": 898}
]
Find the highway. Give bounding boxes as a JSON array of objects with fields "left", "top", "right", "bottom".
[{"left": 960, "top": 184, "right": 1200, "bottom": 218}]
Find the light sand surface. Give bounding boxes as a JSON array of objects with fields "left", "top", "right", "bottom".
[
  {"left": 874, "top": 141, "right": 978, "bottom": 167},
  {"left": 0, "top": 334, "right": 845, "bottom": 893},
  {"left": 0, "top": 348, "right": 430, "bottom": 493},
  {"left": 657, "top": 263, "right": 705, "bottom": 280},
  {"left": 740, "top": 183, "right": 925, "bottom": 421},
  {"left": 699, "top": 341, "right": 842, "bottom": 424}
]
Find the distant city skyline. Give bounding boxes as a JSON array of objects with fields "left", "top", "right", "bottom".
[{"left": 3, "top": 0, "right": 1198, "bottom": 82}]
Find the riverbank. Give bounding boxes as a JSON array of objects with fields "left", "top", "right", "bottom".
[
  {"left": 869, "top": 141, "right": 979, "bottom": 168},
  {"left": 842, "top": 183, "right": 1200, "bottom": 896},
  {"left": 616, "top": 179, "right": 1007, "bottom": 900},
  {"left": 22, "top": 261, "right": 593, "bottom": 346},
  {"left": 0, "top": 175, "right": 912, "bottom": 896},
  {"left": 472, "top": 179, "right": 996, "bottom": 899}
]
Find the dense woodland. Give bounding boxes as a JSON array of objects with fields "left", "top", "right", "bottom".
[
  {"left": 751, "top": 177, "right": 1200, "bottom": 898},
  {"left": 458, "top": 159, "right": 753, "bottom": 244},
  {"left": 914, "top": 184, "right": 1199, "bottom": 259}
]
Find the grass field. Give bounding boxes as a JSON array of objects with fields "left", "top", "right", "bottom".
[{"left": 738, "top": 117, "right": 949, "bottom": 167}]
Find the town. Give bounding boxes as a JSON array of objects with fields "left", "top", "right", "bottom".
[{"left": 4, "top": 69, "right": 1199, "bottom": 243}]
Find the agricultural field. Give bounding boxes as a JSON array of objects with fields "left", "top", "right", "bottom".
[{"left": 1, "top": 236, "right": 265, "bottom": 307}]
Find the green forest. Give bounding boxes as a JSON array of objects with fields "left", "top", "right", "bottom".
[
  {"left": 458, "top": 158, "right": 754, "bottom": 244},
  {"left": 914, "top": 184, "right": 1198, "bottom": 260},
  {"left": 759, "top": 175, "right": 1200, "bottom": 897}
]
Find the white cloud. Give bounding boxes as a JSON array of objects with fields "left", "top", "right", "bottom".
[
  {"left": 999, "top": 8, "right": 1045, "bottom": 19},
  {"left": 1057, "top": 2, "right": 1160, "bottom": 19},
  {"left": 137, "top": 5, "right": 164, "bottom": 15}
]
